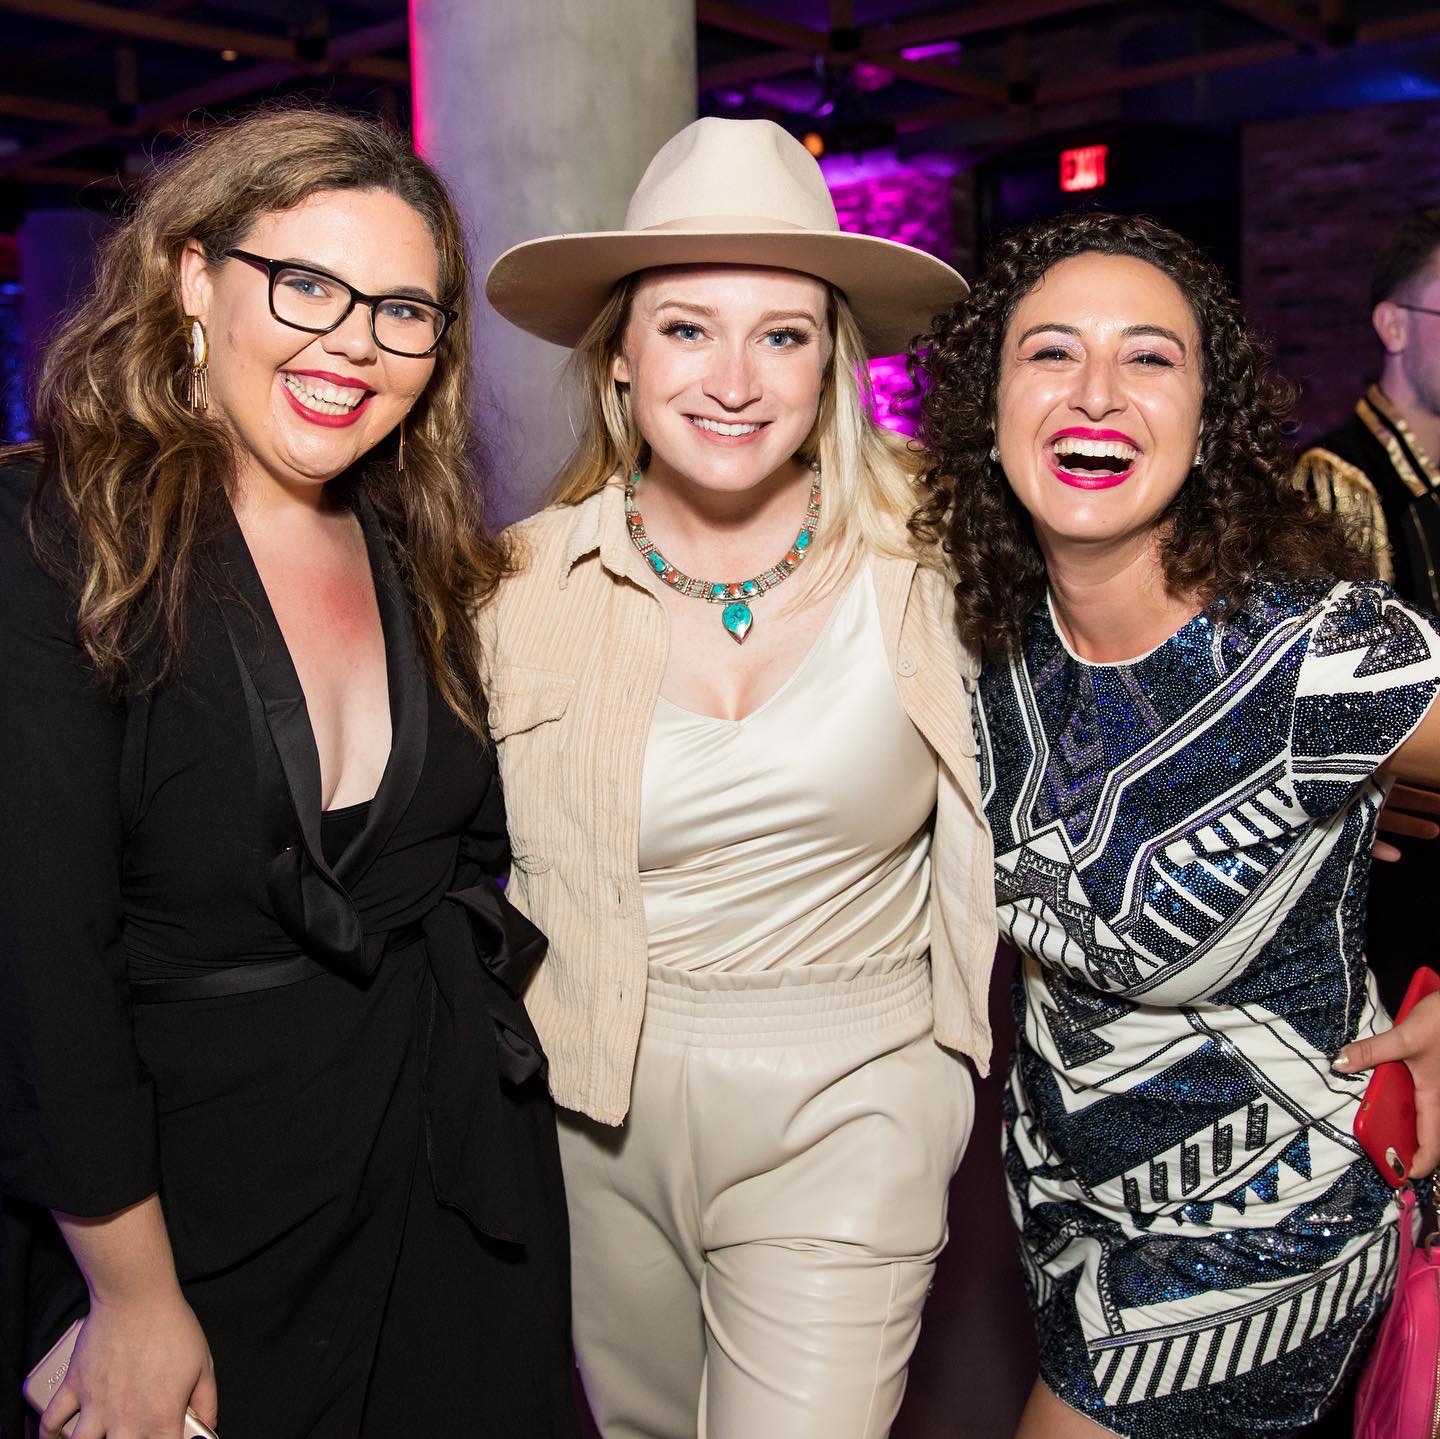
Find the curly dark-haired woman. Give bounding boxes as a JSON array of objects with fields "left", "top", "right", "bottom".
[
  {"left": 0, "top": 106, "right": 574, "bottom": 1439},
  {"left": 915, "top": 212, "right": 1440, "bottom": 1437}
]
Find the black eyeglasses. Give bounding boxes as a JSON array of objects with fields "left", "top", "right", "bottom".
[
  {"left": 1396, "top": 303, "right": 1440, "bottom": 321},
  {"left": 225, "top": 249, "right": 458, "bottom": 358}
]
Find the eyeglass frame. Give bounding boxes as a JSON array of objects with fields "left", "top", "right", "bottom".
[
  {"left": 1394, "top": 303, "right": 1440, "bottom": 321},
  {"left": 224, "top": 248, "right": 459, "bottom": 358}
]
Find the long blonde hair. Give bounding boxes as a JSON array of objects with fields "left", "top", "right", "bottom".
[
  {"left": 550, "top": 275, "right": 928, "bottom": 571},
  {"left": 15, "top": 101, "right": 505, "bottom": 735}
]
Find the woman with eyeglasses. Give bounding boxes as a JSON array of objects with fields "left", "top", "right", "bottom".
[{"left": 0, "top": 106, "right": 575, "bottom": 1439}]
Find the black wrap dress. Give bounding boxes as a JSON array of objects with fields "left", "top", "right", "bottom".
[{"left": 0, "top": 461, "right": 575, "bottom": 1438}]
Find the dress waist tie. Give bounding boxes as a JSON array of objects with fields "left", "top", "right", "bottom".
[{"left": 129, "top": 879, "right": 550, "bottom": 1245}]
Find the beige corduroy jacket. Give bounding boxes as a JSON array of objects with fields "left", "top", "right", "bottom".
[{"left": 477, "top": 481, "right": 998, "bottom": 1126}]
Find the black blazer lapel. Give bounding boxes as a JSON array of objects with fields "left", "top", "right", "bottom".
[
  {"left": 211, "top": 516, "right": 368, "bottom": 977},
  {"left": 336, "top": 496, "right": 428, "bottom": 886}
]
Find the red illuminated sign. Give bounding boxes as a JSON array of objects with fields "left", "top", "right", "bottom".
[{"left": 1059, "top": 144, "right": 1108, "bottom": 193}]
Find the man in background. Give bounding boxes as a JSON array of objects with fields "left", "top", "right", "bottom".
[
  {"left": 1297, "top": 207, "right": 1440, "bottom": 1016},
  {"left": 1298, "top": 207, "right": 1440, "bottom": 605}
]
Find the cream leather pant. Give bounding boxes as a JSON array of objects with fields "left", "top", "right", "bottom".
[{"left": 559, "top": 954, "right": 975, "bottom": 1439}]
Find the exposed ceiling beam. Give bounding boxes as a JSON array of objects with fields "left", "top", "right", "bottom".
[
  {"left": 0, "top": 0, "right": 407, "bottom": 82},
  {"left": 0, "top": 0, "right": 299, "bottom": 62},
  {"left": 856, "top": 0, "right": 1123, "bottom": 53},
  {"left": 695, "top": 1, "right": 828, "bottom": 51},
  {"left": 0, "top": 18, "right": 410, "bottom": 179},
  {"left": 0, "top": 92, "right": 109, "bottom": 126},
  {"left": 894, "top": 96, "right": 1008, "bottom": 135},
  {"left": 697, "top": 49, "right": 815, "bottom": 90},
  {"left": 695, "top": 1, "right": 1009, "bottom": 106},
  {"left": 1006, "top": 25, "right": 1031, "bottom": 91},
  {"left": 0, "top": 61, "right": 294, "bottom": 175},
  {"left": 865, "top": 50, "right": 1008, "bottom": 105},
  {"left": 893, "top": 35, "right": 1297, "bottom": 133},
  {"left": 1034, "top": 37, "right": 1294, "bottom": 105},
  {"left": 6, "top": 163, "right": 124, "bottom": 188},
  {"left": 1357, "top": 9, "right": 1440, "bottom": 43},
  {"left": 1210, "top": 0, "right": 1324, "bottom": 47},
  {"left": 695, "top": 40, "right": 1007, "bottom": 105}
]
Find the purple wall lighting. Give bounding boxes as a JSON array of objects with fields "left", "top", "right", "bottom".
[
  {"left": 0, "top": 281, "right": 27, "bottom": 443},
  {"left": 866, "top": 354, "right": 919, "bottom": 437},
  {"left": 824, "top": 163, "right": 955, "bottom": 435},
  {"left": 828, "top": 168, "right": 954, "bottom": 269}
]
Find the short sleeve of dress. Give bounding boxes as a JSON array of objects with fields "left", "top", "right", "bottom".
[
  {"left": 1287, "top": 579, "right": 1440, "bottom": 821},
  {"left": 0, "top": 462, "right": 159, "bottom": 1215}
]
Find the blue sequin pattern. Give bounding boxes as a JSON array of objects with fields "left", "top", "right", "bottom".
[{"left": 978, "top": 579, "right": 1440, "bottom": 1437}]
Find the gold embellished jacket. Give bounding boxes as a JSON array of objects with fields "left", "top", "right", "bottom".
[{"left": 1296, "top": 384, "right": 1440, "bottom": 608}]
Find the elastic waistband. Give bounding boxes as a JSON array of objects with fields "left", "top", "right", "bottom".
[{"left": 641, "top": 952, "right": 931, "bottom": 1046}]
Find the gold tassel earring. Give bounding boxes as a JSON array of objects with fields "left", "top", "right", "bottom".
[
  {"left": 186, "top": 317, "right": 209, "bottom": 413},
  {"left": 396, "top": 420, "right": 406, "bottom": 475}
]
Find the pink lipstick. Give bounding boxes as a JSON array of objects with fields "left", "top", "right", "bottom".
[{"left": 1045, "top": 426, "right": 1140, "bottom": 491}]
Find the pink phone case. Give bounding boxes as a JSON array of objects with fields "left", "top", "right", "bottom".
[{"left": 22, "top": 1318, "right": 220, "bottom": 1438}]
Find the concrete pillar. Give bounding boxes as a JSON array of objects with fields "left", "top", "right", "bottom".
[{"left": 410, "top": 0, "right": 697, "bottom": 525}]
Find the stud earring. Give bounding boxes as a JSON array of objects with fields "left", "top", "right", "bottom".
[
  {"left": 397, "top": 420, "right": 406, "bottom": 475},
  {"left": 185, "top": 317, "right": 209, "bottom": 413},
  {"left": 989, "top": 444, "right": 1000, "bottom": 463}
]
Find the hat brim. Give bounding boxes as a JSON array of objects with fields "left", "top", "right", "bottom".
[{"left": 484, "top": 228, "right": 968, "bottom": 358}]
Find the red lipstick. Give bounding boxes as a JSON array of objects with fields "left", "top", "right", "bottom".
[{"left": 278, "top": 371, "right": 374, "bottom": 429}]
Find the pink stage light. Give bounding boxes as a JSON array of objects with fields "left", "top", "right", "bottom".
[{"left": 825, "top": 164, "right": 952, "bottom": 434}]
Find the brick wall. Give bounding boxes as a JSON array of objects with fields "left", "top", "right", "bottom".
[{"left": 1242, "top": 97, "right": 1440, "bottom": 444}]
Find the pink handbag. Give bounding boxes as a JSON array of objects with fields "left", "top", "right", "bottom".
[{"left": 1355, "top": 1188, "right": 1440, "bottom": 1438}]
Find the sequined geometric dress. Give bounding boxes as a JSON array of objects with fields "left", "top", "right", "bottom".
[{"left": 977, "top": 579, "right": 1440, "bottom": 1437}]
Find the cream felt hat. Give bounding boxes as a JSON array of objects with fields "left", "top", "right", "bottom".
[{"left": 484, "top": 117, "right": 967, "bottom": 358}]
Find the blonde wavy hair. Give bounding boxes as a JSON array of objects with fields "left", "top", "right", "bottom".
[
  {"left": 551, "top": 275, "right": 930, "bottom": 573},
  {"left": 14, "top": 101, "right": 505, "bottom": 735}
]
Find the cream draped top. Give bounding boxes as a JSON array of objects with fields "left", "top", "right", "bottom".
[{"left": 638, "top": 565, "right": 937, "bottom": 972}]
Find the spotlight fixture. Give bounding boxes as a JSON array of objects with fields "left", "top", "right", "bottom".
[
  {"left": 803, "top": 131, "right": 825, "bottom": 157},
  {"left": 802, "top": 55, "right": 897, "bottom": 159}
]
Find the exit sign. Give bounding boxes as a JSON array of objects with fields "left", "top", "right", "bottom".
[{"left": 1060, "top": 144, "right": 1108, "bottom": 192}]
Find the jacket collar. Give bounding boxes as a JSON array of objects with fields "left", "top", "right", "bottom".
[
  {"left": 561, "top": 479, "right": 655, "bottom": 588},
  {"left": 1361, "top": 383, "right": 1440, "bottom": 497}
]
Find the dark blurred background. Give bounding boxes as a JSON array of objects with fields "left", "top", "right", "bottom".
[{"left": 4, "top": 1, "right": 1440, "bottom": 450}]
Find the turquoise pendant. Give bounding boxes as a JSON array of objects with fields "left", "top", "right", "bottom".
[{"left": 722, "top": 601, "right": 753, "bottom": 644}]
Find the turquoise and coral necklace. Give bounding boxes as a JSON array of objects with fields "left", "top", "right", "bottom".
[{"left": 623, "top": 466, "right": 822, "bottom": 644}]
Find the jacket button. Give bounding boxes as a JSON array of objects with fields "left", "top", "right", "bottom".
[{"left": 897, "top": 656, "right": 917, "bottom": 677}]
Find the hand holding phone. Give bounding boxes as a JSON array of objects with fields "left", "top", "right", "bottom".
[
  {"left": 1354, "top": 965, "right": 1440, "bottom": 1186},
  {"left": 22, "top": 1318, "right": 220, "bottom": 1439}
]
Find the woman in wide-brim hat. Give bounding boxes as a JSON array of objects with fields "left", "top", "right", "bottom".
[{"left": 480, "top": 116, "right": 995, "bottom": 1438}]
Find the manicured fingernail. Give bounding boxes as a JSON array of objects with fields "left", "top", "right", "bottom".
[{"left": 1332, "top": 1052, "right": 1354, "bottom": 1071}]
